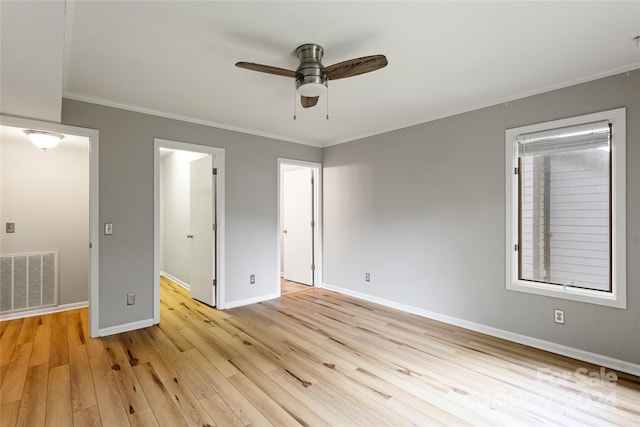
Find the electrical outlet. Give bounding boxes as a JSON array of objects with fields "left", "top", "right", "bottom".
[
  {"left": 554, "top": 309, "right": 565, "bottom": 324},
  {"left": 127, "top": 293, "right": 135, "bottom": 305},
  {"left": 104, "top": 223, "right": 113, "bottom": 235},
  {"left": 250, "top": 274, "right": 255, "bottom": 284},
  {"left": 365, "top": 272, "right": 371, "bottom": 282},
  {"left": 6, "top": 222, "right": 15, "bottom": 233}
]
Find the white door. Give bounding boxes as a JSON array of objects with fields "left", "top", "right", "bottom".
[
  {"left": 283, "top": 168, "right": 313, "bottom": 285},
  {"left": 189, "top": 155, "right": 216, "bottom": 306}
]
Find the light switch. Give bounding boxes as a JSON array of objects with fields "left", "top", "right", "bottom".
[{"left": 104, "top": 223, "right": 113, "bottom": 235}]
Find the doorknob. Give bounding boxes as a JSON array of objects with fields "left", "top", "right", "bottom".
[
  {"left": 186, "top": 234, "right": 194, "bottom": 239},
  {"left": 283, "top": 229, "right": 288, "bottom": 235}
]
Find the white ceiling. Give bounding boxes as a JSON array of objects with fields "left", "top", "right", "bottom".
[{"left": 2, "top": 1, "right": 640, "bottom": 147}]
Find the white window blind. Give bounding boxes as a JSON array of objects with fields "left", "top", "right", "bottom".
[{"left": 517, "top": 120, "right": 610, "bottom": 155}]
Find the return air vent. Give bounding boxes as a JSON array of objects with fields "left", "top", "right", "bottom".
[{"left": 0, "top": 252, "right": 58, "bottom": 314}]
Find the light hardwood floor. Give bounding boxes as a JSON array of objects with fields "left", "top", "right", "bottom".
[
  {"left": 280, "top": 278, "right": 311, "bottom": 296},
  {"left": 1, "top": 278, "right": 639, "bottom": 426}
]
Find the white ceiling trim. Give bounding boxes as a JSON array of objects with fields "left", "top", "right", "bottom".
[
  {"left": 65, "top": 61, "right": 639, "bottom": 149},
  {"left": 62, "top": 90, "right": 322, "bottom": 148},
  {"left": 326, "top": 62, "right": 640, "bottom": 147}
]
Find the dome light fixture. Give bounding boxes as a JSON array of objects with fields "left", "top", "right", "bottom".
[
  {"left": 24, "top": 130, "right": 64, "bottom": 151},
  {"left": 296, "top": 79, "right": 328, "bottom": 97}
]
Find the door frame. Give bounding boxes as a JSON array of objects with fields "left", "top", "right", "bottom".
[
  {"left": 153, "top": 138, "right": 226, "bottom": 322},
  {"left": 0, "top": 114, "right": 100, "bottom": 336},
  {"left": 277, "top": 158, "right": 322, "bottom": 292}
]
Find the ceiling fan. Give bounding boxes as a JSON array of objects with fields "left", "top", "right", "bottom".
[{"left": 236, "top": 43, "right": 388, "bottom": 109}]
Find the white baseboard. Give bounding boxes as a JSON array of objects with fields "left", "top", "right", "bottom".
[
  {"left": 98, "top": 318, "right": 155, "bottom": 337},
  {"left": 224, "top": 292, "right": 280, "bottom": 309},
  {"left": 161, "top": 271, "right": 190, "bottom": 291},
  {"left": 0, "top": 301, "right": 88, "bottom": 322},
  {"left": 321, "top": 283, "right": 640, "bottom": 377}
]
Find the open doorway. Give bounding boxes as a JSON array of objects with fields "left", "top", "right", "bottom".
[
  {"left": 0, "top": 115, "right": 99, "bottom": 336},
  {"left": 278, "top": 159, "right": 322, "bottom": 295},
  {"left": 153, "top": 138, "right": 225, "bottom": 324}
]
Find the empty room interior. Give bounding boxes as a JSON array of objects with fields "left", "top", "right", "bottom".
[{"left": 1, "top": 1, "right": 639, "bottom": 425}]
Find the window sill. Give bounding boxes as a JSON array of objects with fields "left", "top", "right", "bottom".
[{"left": 506, "top": 279, "right": 626, "bottom": 309}]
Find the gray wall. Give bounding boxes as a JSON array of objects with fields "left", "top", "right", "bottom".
[
  {"left": 61, "top": 99, "right": 321, "bottom": 329},
  {"left": 1, "top": 135, "right": 89, "bottom": 305},
  {"left": 323, "top": 71, "right": 639, "bottom": 364}
]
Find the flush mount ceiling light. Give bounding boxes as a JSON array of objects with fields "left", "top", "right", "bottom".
[{"left": 24, "top": 130, "right": 64, "bottom": 151}]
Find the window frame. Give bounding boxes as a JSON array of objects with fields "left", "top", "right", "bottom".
[{"left": 505, "top": 108, "right": 626, "bottom": 308}]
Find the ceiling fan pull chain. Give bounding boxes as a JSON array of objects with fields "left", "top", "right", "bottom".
[
  {"left": 326, "top": 85, "right": 329, "bottom": 120},
  {"left": 293, "top": 85, "right": 297, "bottom": 120}
]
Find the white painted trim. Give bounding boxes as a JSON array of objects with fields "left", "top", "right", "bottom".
[
  {"left": 277, "top": 159, "right": 323, "bottom": 296},
  {"left": 160, "top": 271, "right": 190, "bottom": 291},
  {"left": 98, "top": 318, "right": 154, "bottom": 337},
  {"left": 0, "top": 301, "right": 88, "bottom": 322},
  {"left": 88, "top": 126, "right": 100, "bottom": 338},
  {"left": 224, "top": 292, "right": 280, "bottom": 309},
  {"left": 0, "top": 114, "right": 100, "bottom": 337},
  {"left": 64, "top": 64, "right": 639, "bottom": 149},
  {"left": 325, "top": 63, "right": 640, "bottom": 147},
  {"left": 154, "top": 138, "right": 226, "bottom": 320},
  {"left": 505, "top": 108, "right": 627, "bottom": 308},
  {"left": 321, "top": 283, "right": 640, "bottom": 377},
  {"left": 64, "top": 91, "right": 322, "bottom": 148}
]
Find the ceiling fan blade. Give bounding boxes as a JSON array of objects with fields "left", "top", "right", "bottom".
[
  {"left": 235, "top": 62, "right": 297, "bottom": 78},
  {"left": 301, "top": 96, "right": 319, "bottom": 108},
  {"left": 324, "top": 55, "right": 388, "bottom": 80}
]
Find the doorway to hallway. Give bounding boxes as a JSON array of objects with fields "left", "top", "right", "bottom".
[
  {"left": 154, "top": 138, "right": 226, "bottom": 324},
  {"left": 0, "top": 115, "right": 99, "bottom": 336},
  {"left": 278, "top": 159, "right": 322, "bottom": 294}
]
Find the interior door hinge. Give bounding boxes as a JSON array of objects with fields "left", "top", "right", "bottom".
[
  {"left": 514, "top": 243, "right": 519, "bottom": 251},
  {"left": 311, "top": 220, "right": 315, "bottom": 227},
  {"left": 213, "top": 278, "right": 216, "bottom": 287},
  {"left": 212, "top": 167, "right": 217, "bottom": 175},
  {"left": 311, "top": 264, "right": 315, "bottom": 271},
  {"left": 89, "top": 243, "right": 92, "bottom": 249},
  {"left": 514, "top": 167, "right": 519, "bottom": 175},
  {"left": 212, "top": 223, "right": 216, "bottom": 231}
]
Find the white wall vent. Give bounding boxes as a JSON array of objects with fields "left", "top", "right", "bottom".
[{"left": 0, "top": 251, "right": 58, "bottom": 314}]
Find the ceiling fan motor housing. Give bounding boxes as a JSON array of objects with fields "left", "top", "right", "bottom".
[{"left": 295, "top": 43, "right": 327, "bottom": 97}]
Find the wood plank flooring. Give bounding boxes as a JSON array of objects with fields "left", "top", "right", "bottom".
[
  {"left": 280, "top": 278, "right": 311, "bottom": 296},
  {"left": 1, "top": 278, "right": 639, "bottom": 426}
]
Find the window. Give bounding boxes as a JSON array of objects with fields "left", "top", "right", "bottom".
[{"left": 505, "top": 108, "right": 626, "bottom": 308}]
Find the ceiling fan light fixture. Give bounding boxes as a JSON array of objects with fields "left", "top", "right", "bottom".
[
  {"left": 295, "top": 43, "right": 327, "bottom": 97},
  {"left": 297, "top": 81, "right": 327, "bottom": 97},
  {"left": 24, "top": 130, "right": 64, "bottom": 151}
]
